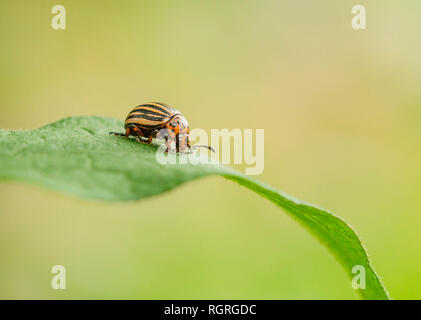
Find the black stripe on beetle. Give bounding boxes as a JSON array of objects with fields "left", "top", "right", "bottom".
[
  {"left": 129, "top": 109, "right": 168, "bottom": 117},
  {"left": 126, "top": 122, "right": 164, "bottom": 129},
  {"left": 137, "top": 103, "right": 171, "bottom": 115},
  {"left": 126, "top": 114, "right": 166, "bottom": 122}
]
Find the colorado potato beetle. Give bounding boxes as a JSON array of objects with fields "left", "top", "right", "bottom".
[{"left": 110, "top": 102, "right": 214, "bottom": 153}]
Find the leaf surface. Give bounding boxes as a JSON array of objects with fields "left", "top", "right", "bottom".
[{"left": 0, "top": 116, "right": 390, "bottom": 299}]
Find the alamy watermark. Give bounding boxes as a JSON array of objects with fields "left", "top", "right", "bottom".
[
  {"left": 352, "top": 5, "right": 366, "bottom": 30},
  {"left": 51, "top": 5, "right": 66, "bottom": 30},
  {"left": 51, "top": 265, "right": 66, "bottom": 290},
  {"left": 155, "top": 128, "right": 265, "bottom": 176},
  {"left": 351, "top": 265, "right": 366, "bottom": 290}
]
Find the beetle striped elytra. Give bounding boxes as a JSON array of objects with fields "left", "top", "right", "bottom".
[{"left": 110, "top": 102, "right": 214, "bottom": 153}]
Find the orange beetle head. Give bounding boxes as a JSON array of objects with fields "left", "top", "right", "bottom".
[{"left": 167, "top": 114, "right": 190, "bottom": 153}]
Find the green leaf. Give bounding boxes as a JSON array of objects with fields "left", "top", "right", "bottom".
[{"left": 0, "top": 116, "right": 390, "bottom": 299}]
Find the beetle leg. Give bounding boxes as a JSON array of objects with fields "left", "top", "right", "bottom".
[
  {"left": 165, "top": 137, "right": 178, "bottom": 153},
  {"left": 164, "top": 140, "right": 171, "bottom": 153},
  {"left": 156, "top": 128, "right": 168, "bottom": 142},
  {"left": 150, "top": 129, "right": 159, "bottom": 138},
  {"left": 130, "top": 125, "right": 144, "bottom": 137},
  {"left": 109, "top": 127, "right": 131, "bottom": 138},
  {"left": 124, "top": 127, "right": 131, "bottom": 137},
  {"left": 136, "top": 136, "right": 152, "bottom": 144},
  {"left": 135, "top": 136, "right": 147, "bottom": 144},
  {"left": 187, "top": 143, "right": 194, "bottom": 153}
]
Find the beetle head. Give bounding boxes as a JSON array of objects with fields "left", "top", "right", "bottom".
[
  {"left": 166, "top": 114, "right": 190, "bottom": 153},
  {"left": 165, "top": 114, "right": 214, "bottom": 153}
]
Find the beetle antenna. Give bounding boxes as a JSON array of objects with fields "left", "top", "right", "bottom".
[{"left": 192, "top": 145, "right": 215, "bottom": 153}]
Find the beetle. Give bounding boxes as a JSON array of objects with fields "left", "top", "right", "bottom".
[{"left": 110, "top": 102, "right": 214, "bottom": 153}]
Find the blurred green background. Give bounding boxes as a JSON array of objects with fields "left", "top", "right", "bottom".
[{"left": 1, "top": 0, "right": 420, "bottom": 299}]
